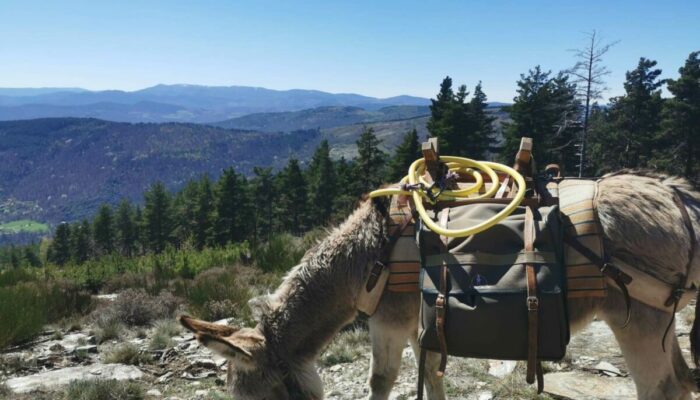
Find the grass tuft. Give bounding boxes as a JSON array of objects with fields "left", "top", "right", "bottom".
[
  {"left": 103, "top": 343, "right": 151, "bottom": 365},
  {"left": 63, "top": 379, "right": 144, "bottom": 400},
  {"left": 320, "top": 328, "right": 369, "bottom": 366}
]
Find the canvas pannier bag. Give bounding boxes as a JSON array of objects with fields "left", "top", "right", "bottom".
[{"left": 418, "top": 202, "right": 569, "bottom": 390}]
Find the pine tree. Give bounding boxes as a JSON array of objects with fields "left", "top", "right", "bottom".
[
  {"left": 251, "top": 167, "right": 275, "bottom": 243},
  {"left": 213, "top": 168, "right": 247, "bottom": 246},
  {"left": 173, "top": 179, "right": 201, "bottom": 245},
  {"left": 332, "top": 157, "right": 358, "bottom": 220},
  {"left": 355, "top": 126, "right": 386, "bottom": 193},
  {"left": 469, "top": 82, "right": 496, "bottom": 158},
  {"left": 116, "top": 200, "right": 136, "bottom": 257},
  {"left": 589, "top": 58, "right": 664, "bottom": 172},
  {"left": 660, "top": 51, "right": 700, "bottom": 181},
  {"left": 48, "top": 223, "right": 71, "bottom": 266},
  {"left": 72, "top": 220, "right": 92, "bottom": 264},
  {"left": 502, "top": 66, "right": 580, "bottom": 172},
  {"left": 93, "top": 204, "right": 115, "bottom": 256},
  {"left": 133, "top": 206, "right": 145, "bottom": 255},
  {"left": 24, "top": 246, "right": 42, "bottom": 267},
  {"left": 388, "top": 128, "right": 420, "bottom": 181},
  {"left": 276, "top": 158, "right": 308, "bottom": 234},
  {"left": 307, "top": 140, "right": 336, "bottom": 225},
  {"left": 144, "top": 182, "right": 174, "bottom": 253},
  {"left": 194, "top": 176, "right": 214, "bottom": 250}
]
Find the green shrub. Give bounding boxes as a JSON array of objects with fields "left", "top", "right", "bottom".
[
  {"left": 63, "top": 379, "right": 144, "bottom": 400},
  {"left": 0, "top": 279, "right": 91, "bottom": 349},
  {"left": 183, "top": 267, "right": 252, "bottom": 321},
  {"left": 104, "top": 343, "right": 151, "bottom": 365},
  {"left": 106, "top": 289, "right": 181, "bottom": 326},
  {"left": 253, "top": 233, "right": 306, "bottom": 273},
  {"left": 92, "top": 312, "right": 123, "bottom": 344}
]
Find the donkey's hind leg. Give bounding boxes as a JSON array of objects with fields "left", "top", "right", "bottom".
[
  {"left": 408, "top": 336, "right": 446, "bottom": 400},
  {"left": 367, "top": 291, "right": 422, "bottom": 400},
  {"left": 600, "top": 289, "right": 697, "bottom": 400}
]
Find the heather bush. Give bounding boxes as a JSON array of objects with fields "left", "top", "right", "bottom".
[
  {"left": 183, "top": 267, "right": 252, "bottom": 321},
  {"left": 253, "top": 233, "right": 306, "bottom": 273},
  {"left": 105, "top": 288, "right": 182, "bottom": 326}
]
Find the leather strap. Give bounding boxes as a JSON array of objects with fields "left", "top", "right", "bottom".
[
  {"left": 435, "top": 208, "right": 450, "bottom": 377},
  {"left": 365, "top": 201, "right": 414, "bottom": 292},
  {"left": 417, "top": 347, "right": 426, "bottom": 400},
  {"left": 563, "top": 233, "right": 633, "bottom": 327},
  {"left": 524, "top": 206, "right": 540, "bottom": 390},
  {"left": 661, "top": 189, "right": 697, "bottom": 352}
]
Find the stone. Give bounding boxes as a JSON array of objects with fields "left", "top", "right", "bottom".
[
  {"left": 191, "top": 358, "right": 217, "bottom": 369},
  {"left": 147, "top": 389, "right": 163, "bottom": 397},
  {"left": 74, "top": 345, "right": 98, "bottom": 354},
  {"left": 593, "top": 361, "right": 624, "bottom": 377},
  {"left": 478, "top": 391, "right": 494, "bottom": 400},
  {"left": 487, "top": 360, "right": 517, "bottom": 378},
  {"left": 5, "top": 363, "right": 144, "bottom": 394},
  {"left": 195, "top": 390, "right": 209, "bottom": 397},
  {"left": 156, "top": 371, "right": 174, "bottom": 383},
  {"left": 544, "top": 371, "right": 636, "bottom": 400},
  {"left": 94, "top": 293, "right": 119, "bottom": 302}
]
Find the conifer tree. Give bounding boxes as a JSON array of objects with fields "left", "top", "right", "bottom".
[
  {"left": 469, "top": 82, "right": 496, "bottom": 158},
  {"left": 48, "top": 223, "right": 71, "bottom": 266},
  {"left": 502, "top": 66, "right": 580, "bottom": 171},
  {"left": 251, "top": 167, "right": 275, "bottom": 243},
  {"left": 214, "top": 168, "right": 250, "bottom": 246},
  {"left": 133, "top": 206, "right": 145, "bottom": 255},
  {"left": 144, "top": 182, "right": 174, "bottom": 253},
  {"left": 173, "top": 179, "right": 201, "bottom": 245},
  {"left": 194, "top": 176, "right": 214, "bottom": 249},
  {"left": 24, "top": 246, "right": 42, "bottom": 267},
  {"left": 116, "top": 200, "right": 136, "bottom": 257},
  {"left": 276, "top": 158, "right": 307, "bottom": 234},
  {"left": 72, "top": 220, "right": 92, "bottom": 264},
  {"left": 355, "top": 127, "right": 386, "bottom": 193},
  {"left": 307, "top": 140, "right": 336, "bottom": 225},
  {"left": 589, "top": 58, "right": 664, "bottom": 172},
  {"left": 332, "top": 157, "right": 358, "bottom": 220},
  {"left": 661, "top": 51, "right": 700, "bottom": 180},
  {"left": 93, "top": 204, "right": 115, "bottom": 256},
  {"left": 388, "top": 128, "right": 420, "bottom": 181}
]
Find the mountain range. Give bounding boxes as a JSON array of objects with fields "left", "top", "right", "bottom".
[{"left": 0, "top": 85, "right": 430, "bottom": 123}]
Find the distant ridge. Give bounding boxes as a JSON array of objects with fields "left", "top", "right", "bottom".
[{"left": 0, "top": 84, "right": 430, "bottom": 123}]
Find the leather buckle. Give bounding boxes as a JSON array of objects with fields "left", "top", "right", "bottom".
[
  {"left": 365, "top": 261, "right": 385, "bottom": 291},
  {"left": 436, "top": 294, "right": 446, "bottom": 309},
  {"left": 527, "top": 296, "right": 539, "bottom": 311}
]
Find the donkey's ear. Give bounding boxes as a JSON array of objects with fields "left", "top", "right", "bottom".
[
  {"left": 196, "top": 330, "right": 265, "bottom": 368},
  {"left": 178, "top": 315, "right": 239, "bottom": 337}
]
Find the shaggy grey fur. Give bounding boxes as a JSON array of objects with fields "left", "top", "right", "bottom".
[{"left": 182, "top": 173, "right": 700, "bottom": 400}]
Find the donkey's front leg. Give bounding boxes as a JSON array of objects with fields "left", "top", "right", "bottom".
[{"left": 367, "top": 291, "right": 424, "bottom": 400}]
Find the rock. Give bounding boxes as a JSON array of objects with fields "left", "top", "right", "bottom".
[
  {"left": 544, "top": 371, "right": 636, "bottom": 400},
  {"left": 94, "top": 293, "right": 119, "bottom": 302},
  {"left": 592, "top": 361, "right": 624, "bottom": 377},
  {"left": 487, "top": 360, "right": 517, "bottom": 378},
  {"left": 182, "top": 371, "right": 217, "bottom": 380},
  {"left": 191, "top": 358, "right": 217, "bottom": 369},
  {"left": 146, "top": 389, "right": 163, "bottom": 397},
  {"left": 74, "top": 345, "right": 98, "bottom": 354},
  {"left": 5, "top": 363, "right": 144, "bottom": 394},
  {"left": 329, "top": 364, "right": 342, "bottom": 372},
  {"left": 156, "top": 371, "right": 174, "bottom": 383},
  {"left": 49, "top": 343, "right": 65, "bottom": 352},
  {"left": 195, "top": 390, "right": 209, "bottom": 397},
  {"left": 478, "top": 391, "right": 494, "bottom": 400}
]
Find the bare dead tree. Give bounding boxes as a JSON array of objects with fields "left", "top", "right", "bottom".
[{"left": 567, "top": 30, "right": 618, "bottom": 177}]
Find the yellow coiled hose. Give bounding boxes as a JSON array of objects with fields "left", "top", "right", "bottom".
[{"left": 369, "top": 156, "right": 526, "bottom": 238}]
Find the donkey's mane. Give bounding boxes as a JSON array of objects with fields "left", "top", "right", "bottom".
[{"left": 258, "top": 198, "right": 389, "bottom": 362}]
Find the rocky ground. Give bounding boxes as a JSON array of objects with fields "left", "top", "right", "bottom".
[{"left": 0, "top": 295, "right": 697, "bottom": 400}]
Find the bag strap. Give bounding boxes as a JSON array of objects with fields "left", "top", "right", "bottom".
[
  {"left": 435, "top": 208, "right": 450, "bottom": 377},
  {"left": 524, "top": 206, "right": 543, "bottom": 393},
  {"left": 417, "top": 348, "right": 426, "bottom": 400}
]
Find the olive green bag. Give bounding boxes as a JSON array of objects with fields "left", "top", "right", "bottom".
[{"left": 417, "top": 203, "right": 569, "bottom": 393}]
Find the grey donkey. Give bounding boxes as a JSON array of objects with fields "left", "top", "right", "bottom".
[{"left": 179, "top": 171, "right": 700, "bottom": 400}]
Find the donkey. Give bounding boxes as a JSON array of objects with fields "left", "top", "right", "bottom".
[{"left": 179, "top": 171, "right": 700, "bottom": 400}]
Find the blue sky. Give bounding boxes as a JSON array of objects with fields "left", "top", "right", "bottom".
[{"left": 1, "top": 0, "right": 698, "bottom": 102}]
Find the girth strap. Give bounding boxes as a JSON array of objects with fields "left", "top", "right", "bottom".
[
  {"left": 661, "top": 188, "right": 697, "bottom": 352},
  {"left": 524, "top": 206, "right": 543, "bottom": 393},
  {"left": 563, "top": 233, "right": 633, "bottom": 328}
]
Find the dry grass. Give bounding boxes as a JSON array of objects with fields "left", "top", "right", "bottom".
[
  {"left": 62, "top": 379, "right": 144, "bottom": 400},
  {"left": 103, "top": 343, "right": 151, "bottom": 365},
  {"left": 320, "top": 328, "right": 369, "bottom": 366},
  {"left": 148, "top": 319, "right": 181, "bottom": 350}
]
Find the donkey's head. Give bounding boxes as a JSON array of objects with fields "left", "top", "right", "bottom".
[
  {"left": 179, "top": 314, "right": 308, "bottom": 400},
  {"left": 177, "top": 196, "right": 393, "bottom": 399}
]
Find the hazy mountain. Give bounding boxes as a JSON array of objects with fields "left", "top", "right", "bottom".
[
  {"left": 214, "top": 105, "right": 430, "bottom": 132},
  {"left": 0, "top": 84, "right": 430, "bottom": 123}
]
